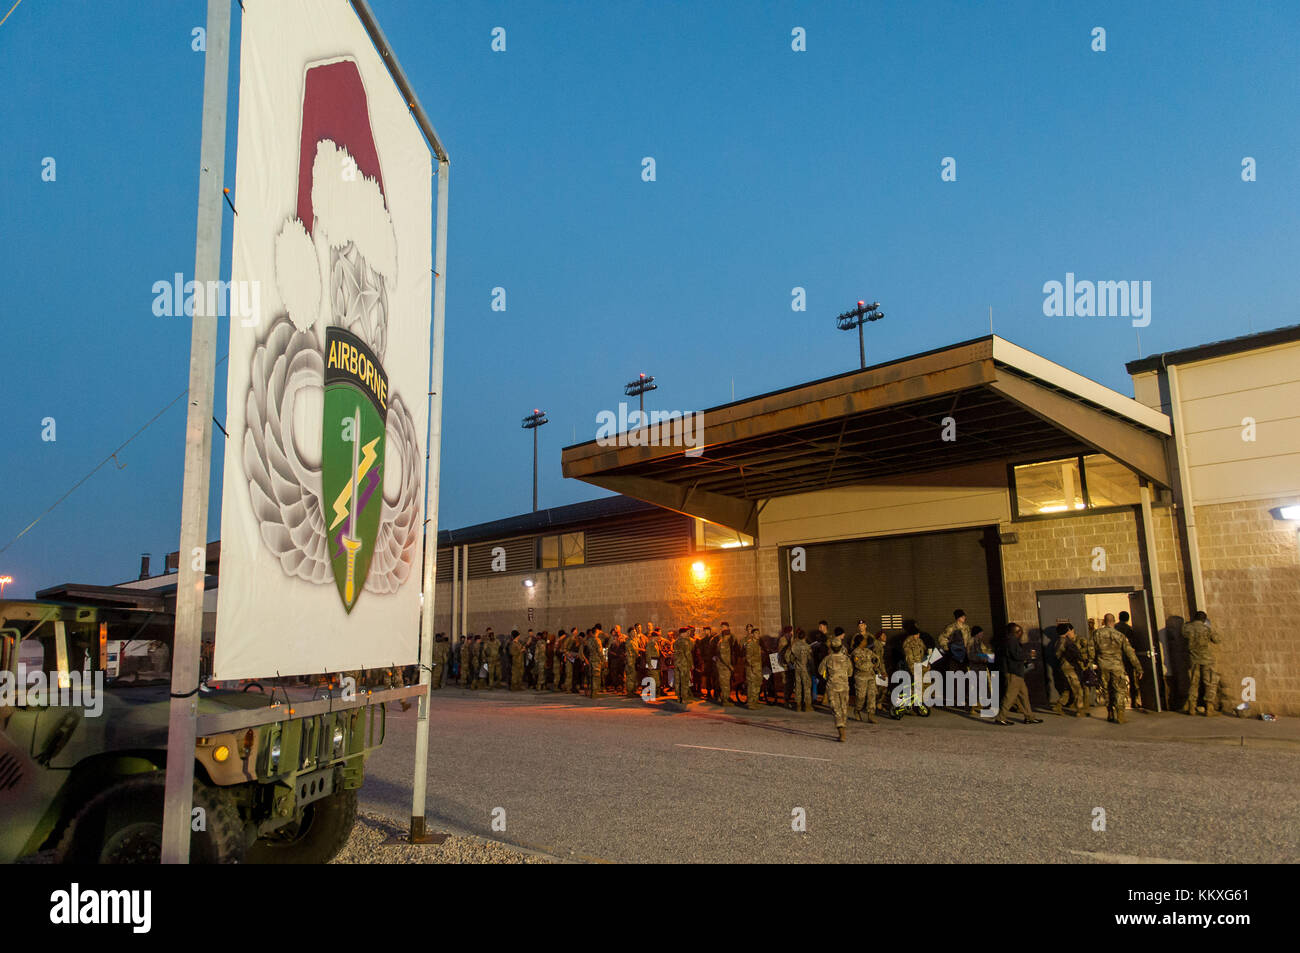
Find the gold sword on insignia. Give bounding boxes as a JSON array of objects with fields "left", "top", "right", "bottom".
[{"left": 342, "top": 406, "right": 363, "bottom": 606}]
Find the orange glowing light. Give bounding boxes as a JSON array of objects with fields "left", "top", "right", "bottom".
[{"left": 691, "top": 561, "right": 707, "bottom": 581}]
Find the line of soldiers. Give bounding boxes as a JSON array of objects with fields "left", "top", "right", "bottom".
[
  {"left": 422, "top": 608, "right": 1225, "bottom": 734},
  {"left": 427, "top": 620, "right": 921, "bottom": 741},
  {"left": 1050, "top": 610, "right": 1223, "bottom": 721}
]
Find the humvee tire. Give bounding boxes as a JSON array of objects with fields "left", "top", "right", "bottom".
[
  {"left": 56, "top": 775, "right": 244, "bottom": 864},
  {"left": 245, "top": 788, "right": 357, "bottom": 864}
]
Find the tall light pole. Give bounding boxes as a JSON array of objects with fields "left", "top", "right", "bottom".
[
  {"left": 522, "top": 409, "right": 548, "bottom": 512},
  {"left": 836, "top": 300, "right": 884, "bottom": 369},
  {"left": 624, "top": 372, "right": 657, "bottom": 419}
]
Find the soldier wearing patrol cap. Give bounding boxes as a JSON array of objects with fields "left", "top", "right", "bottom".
[
  {"left": 715, "top": 623, "right": 736, "bottom": 706},
  {"left": 1182, "top": 611, "right": 1221, "bottom": 716},
  {"left": 1094, "top": 613, "right": 1142, "bottom": 723},
  {"left": 937, "top": 609, "right": 970, "bottom": 656},
  {"left": 508, "top": 630, "right": 525, "bottom": 691},
  {"left": 673, "top": 627, "right": 694, "bottom": 701}
]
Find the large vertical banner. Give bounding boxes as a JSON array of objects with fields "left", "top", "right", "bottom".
[{"left": 214, "top": 0, "right": 432, "bottom": 679}]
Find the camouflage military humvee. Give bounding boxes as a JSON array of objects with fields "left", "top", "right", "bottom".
[{"left": 0, "top": 600, "right": 398, "bottom": 864}]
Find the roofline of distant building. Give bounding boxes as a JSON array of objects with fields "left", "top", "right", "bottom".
[
  {"left": 1126, "top": 323, "right": 1300, "bottom": 375},
  {"left": 437, "top": 494, "right": 663, "bottom": 546}
]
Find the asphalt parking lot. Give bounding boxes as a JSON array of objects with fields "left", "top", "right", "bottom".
[{"left": 359, "top": 687, "right": 1300, "bottom": 864}]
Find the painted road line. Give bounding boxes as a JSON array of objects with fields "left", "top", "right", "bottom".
[
  {"left": 1068, "top": 849, "right": 1195, "bottom": 864},
  {"left": 675, "top": 744, "right": 832, "bottom": 762}
]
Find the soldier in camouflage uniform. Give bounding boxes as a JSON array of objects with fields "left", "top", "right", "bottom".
[
  {"left": 818, "top": 632, "right": 853, "bottom": 741},
  {"left": 900, "top": 622, "right": 929, "bottom": 715},
  {"left": 937, "top": 610, "right": 970, "bottom": 656},
  {"left": 481, "top": 628, "right": 500, "bottom": 689},
  {"left": 430, "top": 635, "right": 448, "bottom": 689},
  {"left": 715, "top": 623, "right": 736, "bottom": 706},
  {"left": 644, "top": 627, "right": 661, "bottom": 698},
  {"left": 530, "top": 631, "right": 548, "bottom": 690},
  {"left": 508, "top": 631, "right": 526, "bottom": 691},
  {"left": 550, "top": 629, "right": 565, "bottom": 691},
  {"left": 1051, "top": 622, "right": 1086, "bottom": 716},
  {"left": 1094, "top": 613, "right": 1142, "bottom": 723},
  {"left": 625, "top": 624, "right": 642, "bottom": 697},
  {"left": 562, "top": 629, "right": 581, "bottom": 693},
  {"left": 585, "top": 626, "right": 605, "bottom": 698},
  {"left": 461, "top": 635, "right": 477, "bottom": 689},
  {"left": 850, "top": 632, "right": 882, "bottom": 723},
  {"left": 673, "top": 627, "right": 694, "bottom": 701},
  {"left": 789, "top": 630, "right": 813, "bottom": 711},
  {"left": 1182, "top": 611, "right": 1221, "bottom": 716},
  {"left": 384, "top": 665, "right": 412, "bottom": 711},
  {"left": 743, "top": 627, "right": 763, "bottom": 709}
]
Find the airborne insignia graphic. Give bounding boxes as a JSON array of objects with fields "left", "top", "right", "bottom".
[{"left": 322, "top": 327, "right": 388, "bottom": 611}]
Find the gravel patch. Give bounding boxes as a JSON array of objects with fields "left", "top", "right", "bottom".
[{"left": 331, "top": 811, "right": 553, "bottom": 864}]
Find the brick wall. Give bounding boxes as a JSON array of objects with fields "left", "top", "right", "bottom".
[
  {"left": 1000, "top": 507, "right": 1187, "bottom": 632},
  {"left": 1196, "top": 497, "right": 1300, "bottom": 714},
  {"left": 429, "top": 545, "right": 773, "bottom": 636}
]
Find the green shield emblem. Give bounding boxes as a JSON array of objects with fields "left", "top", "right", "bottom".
[{"left": 321, "top": 326, "right": 388, "bottom": 613}]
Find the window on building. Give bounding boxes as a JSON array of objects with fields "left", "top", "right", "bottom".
[
  {"left": 1011, "top": 454, "right": 1142, "bottom": 518},
  {"left": 539, "top": 531, "right": 584, "bottom": 568},
  {"left": 695, "top": 518, "right": 753, "bottom": 550},
  {"left": 1080, "top": 454, "right": 1142, "bottom": 507}
]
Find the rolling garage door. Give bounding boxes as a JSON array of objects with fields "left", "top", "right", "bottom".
[{"left": 780, "top": 526, "right": 1006, "bottom": 641}]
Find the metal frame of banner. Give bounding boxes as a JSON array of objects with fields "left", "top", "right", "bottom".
[
  {"left": 161, "top": 0, "right": 231, "bottom": 865},
  {"left": 162, "top": 0, "right": 450, "bottom": 862},
  {"left": 347, "top": 0, "right": 451, "bottom": 847}
]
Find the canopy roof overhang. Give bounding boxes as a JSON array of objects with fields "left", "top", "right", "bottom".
[{"left": 561, "top": 336, "right": 1172, "bottom": 537}]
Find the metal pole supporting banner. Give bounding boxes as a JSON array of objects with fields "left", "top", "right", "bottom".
[
  {"left": 411, "top": 159, "right": 449, "bottom": 841},
  {"left": 162, "top": 0, "right": 231, "bottom": 865}
]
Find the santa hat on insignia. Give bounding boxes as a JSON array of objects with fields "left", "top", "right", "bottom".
[{"left": 275, "top": 59, "right": 397, "bottom": 332}]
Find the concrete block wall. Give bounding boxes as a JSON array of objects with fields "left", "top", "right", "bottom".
[
  {"left": 1001, "top": 508, "right": 1156, "bottom": 630},
  {"left": 1000, "top": 506, "right": 1191, "bottom": 650},
  {"left": 429, "top": 546, "right": 772, "bottom": 637},
  {"left": 1196, "top": 496, "right": 1300, "bottom": 714}
]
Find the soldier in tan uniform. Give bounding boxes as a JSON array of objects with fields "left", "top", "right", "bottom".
[
  {"left": 673, "top": 627, "right": 694, "bottom": 702},
  {"left": 550, "top": 629, "right": 566, "bottom": 691},
  {"left": 789, "top": 629, "right": 813, "bottom": 711},
  {"left": 430, "top": 634, "right": 448, "bottom": 689},
  {"left": 741, "top": 627, "right": 763, "bottom": 709},
  {"left": 508, "top": 631, "right": 526, "bottom": 691},
  {"left": 585, "top": 626, "right": 605, "bottom": 698},
  {"left": 1094, "top": 613, "right": 1142, "bottom": 723},
  {"left": 818, "top": 631, "right": 853, "bottom": 741},
  {"left": 625, "top": 624, "right": 642, "bottom": 697},
  {"left": 937, "top": 610, "right": 970, "bottom": 655},
  {"left": 1051, "top": 622, "right": 1086, "bottom": 716},
  {"left": 481, "top": 628, "right": 500, "bottom": 689},
  {"left": 562, "top": 628, "right": 581, "bottom": 693},
  {"left": 645, "top": 627, "right": 661, "bottom": 698},
  {"left": 715, "top": 623, "right": 736, "bottom": 706},
  {"left": 461, "top": 635, "right": 477, "bottom": 689},
  {"left": 850, "top": 631, "right": 882, "bottom": 723},
  {"left": 900, "top": 622, "right": 929, "bottom": 715},
  {"left": 1182, "top": 611, "right": 1221, "bottom": 716}
]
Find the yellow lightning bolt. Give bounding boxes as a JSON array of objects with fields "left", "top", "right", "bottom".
[{"left": 328, "top": 436, "right": 381, "bottom": 531}]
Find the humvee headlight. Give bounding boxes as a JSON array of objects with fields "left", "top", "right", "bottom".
[
  {"left": 269, "top": 740, "right": 282, "bottom": 770},
  {"left": 332, "top": 724, "right": 345, "bottom": 754},
  {"left": 212, "top": 744, "right": 231, "bottom": 763}
]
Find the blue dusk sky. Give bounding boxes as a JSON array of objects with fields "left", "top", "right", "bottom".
[{"left": 1, "top": 0, "right": 1297, "bottom": 595}]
